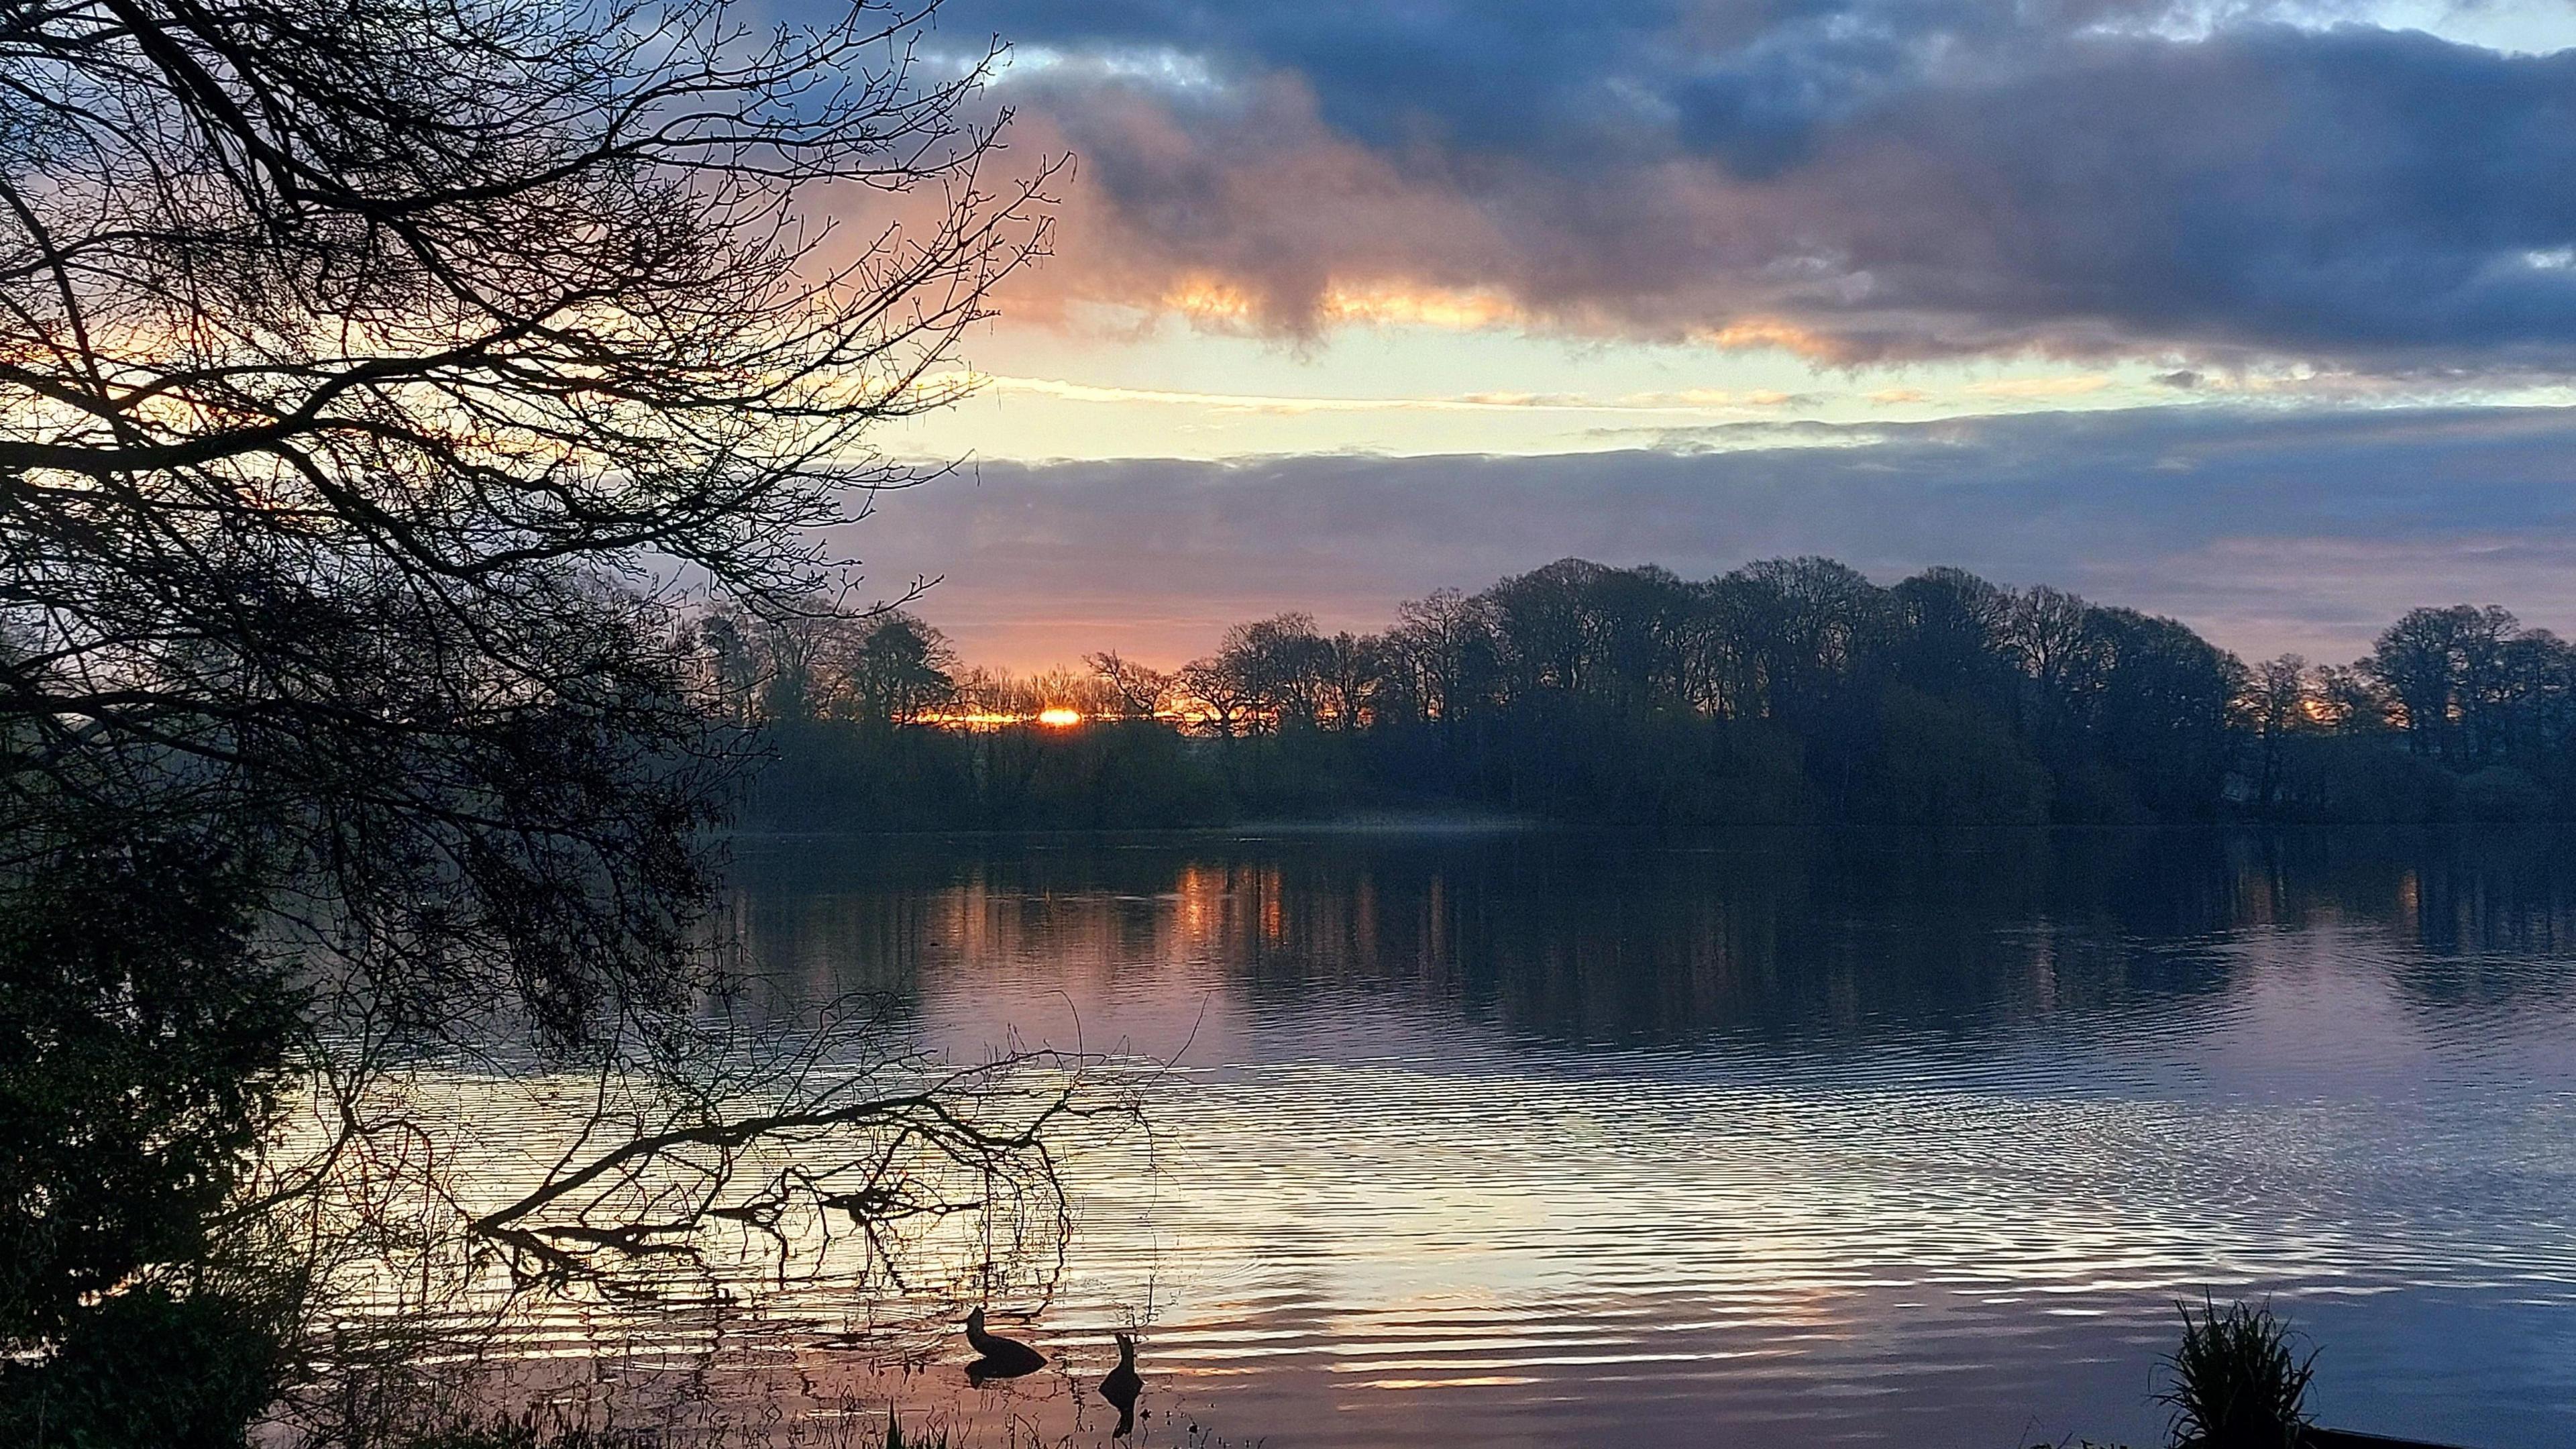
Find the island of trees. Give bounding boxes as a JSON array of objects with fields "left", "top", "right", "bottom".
[{"left": 714, "top": 557, "right": 2576, "bottom": 830}]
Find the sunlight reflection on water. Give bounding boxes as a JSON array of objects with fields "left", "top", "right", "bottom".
[{"left": 503, "top": 829, "right": 2576, "bottom": 1448}]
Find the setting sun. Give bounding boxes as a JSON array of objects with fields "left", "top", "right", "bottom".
[{"left": 1036, "top": 706, "right": 1081, "bottom": 728}]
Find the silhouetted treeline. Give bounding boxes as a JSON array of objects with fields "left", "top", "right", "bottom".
[{"left": 709, "top": 559, "right": 2576, "bottom": 829}]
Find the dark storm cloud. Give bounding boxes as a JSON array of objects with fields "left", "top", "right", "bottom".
[
  {"left": 847, "top": 405, "right": 2576, "bottom": 666},
  {"left": 936, "top": 0, "right": 2576, "bottom": 364}
]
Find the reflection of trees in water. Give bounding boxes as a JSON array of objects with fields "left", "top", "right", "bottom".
[
  {"left": 741, "top": 829, "right": 2576, "bottom": 1051},
  {"left": 2223, "top": 828, "right": 2576, "bottom": 951},
  {"left": 2241, "top": 829, "right": 2576, "bottom": 1016},
  {"left": 1223, "top": 831, "right": 2252, "bottom": 1044}
]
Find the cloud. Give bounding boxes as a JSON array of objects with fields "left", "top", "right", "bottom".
[
  {"left": 936, "top": 1, "right": 2576, "bottom": 367},
  {"left": 841, "top": 404, "right": 2576, "bottom": 668},
  {"left": 1965, "top": 375, "right": 2116, "bottom": 399},
  {"left": 943, "top": 373, "right": 1815, "bottom": 416}
]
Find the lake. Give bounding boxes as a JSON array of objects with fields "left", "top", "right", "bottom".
[{"left": 702, "top": 826, "right": 2576, "bottom": 1449}]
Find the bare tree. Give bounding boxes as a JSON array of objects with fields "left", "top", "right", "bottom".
[
  {"left": 1179, "top": 655, "right": 1256, "bottom": 740},
  {"left": 1387, "top": 588, "right": 1495, "bottom": 741},
  {"left": 1316, "top": 631, "right": 1377, "bottom": 732},
  {"left": 1087, "top": 650, "right": 1177, "bottom": 719},
  {"left": 2312, "top": 663, "right": 2390, "bottom": 734},
  {"left": 1218, "top": 612, "right": 1329, "bottom": 730},
  {"left": 0, "top": 0, "right": 1083, "bottom": 1423},
  {"left": 2366, "top": 606, "right": 2521, "bottom": 762},
  {"left": 2240, "top": 654, "right": 2312, "bottom": 813},
  {"left": 2, "top": 0, "right": 1056, "bottom": 1024}
]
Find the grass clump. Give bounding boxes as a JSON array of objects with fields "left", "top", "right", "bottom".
[
  {"left": 387, "top": 1407, "right": 960, "bottom": 1449},
  {"left": 390, "top": 1412, "right": 634, "bottom": 1449},
  {"left": 2157, "top": 1298, "right": 2316, "bottom": 1449}
]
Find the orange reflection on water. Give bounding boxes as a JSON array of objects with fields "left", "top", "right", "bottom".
[{"left": 678, "top": 835, "right": 2576, "bottom": 1447}]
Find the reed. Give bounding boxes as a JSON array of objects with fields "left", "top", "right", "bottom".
[
  {"left": 2158, "top": 1297, "right": 2318, "bottom": 1449},
  {"left": 390, "top": 1408, "right": 955, "bottom": 1449}
]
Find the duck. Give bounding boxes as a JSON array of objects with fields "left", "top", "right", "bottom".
[
  {"left": 1099, "top": 1331, "right": 1142, "bottom": 1436},
  {"left": 963, "top": 1307, "right": 1046, "bottom": 1382}
]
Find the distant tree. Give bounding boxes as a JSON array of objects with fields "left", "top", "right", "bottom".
[
  {"left": 2315, "top": 663, "right": 2393, "bottom": 734},
  {"left": 1386, "top": 588, "right": 1497, "bottom": 741},
  {"left": 2453, "top": 606, "right": 2522, "bottom": 763},
  {"left": 1589, "top": 565, "right": 1698, "bottom": 717},
  {"left": 1730, "top": 557, "right": 1888, "bottom": 721},
  {"left": 1214, "top": 614, "right": 1332, "bottom": 731},
  {"left": 2008, "top": 586, "right": 2094, "bottom": 702},
  {"left": 2240, "top": 655, "right": 2312, "bottom": 812},
  {"left": 2368, "top": 608, "right": 2459, "bottom": 753},
  {"left": 1181, "top": 657, "right": 1258, "bottom": 740},
  {"left": 1027, "top": 665, "right": 1106, "bottom": 716},
  {"left": 1695, "top": 573, "right": 1772, "bottom": 719},
  {"left": 2075, "top": 606, "right": 2245, "bottom": 816},
  {"left": 761, "top": 610, "right": 843, "bottom": 723},
  {"left": 1311, "top": 633, "right": 1378, "bottom": 731},
  {"left": 1485, "top": 559, "right": 1609, "bottom": 700},
  {"left": 842, "top": 614, "right": 959, "bottom": 726},
  {"left": 2367, "top": 606, "right": 2520, "bottom": 762},
  {"left": 698, "top": 614, "right": 763, "bottom": 727},
  {"left": 1089, "top": 651, "right": 1178, "bottom": 719},
  {"left": 2498, "top": 629, "right": 2576, "bottom": 760},
  {"left": 1889, "top": 567, "right": 2017, "bottom": 710}
]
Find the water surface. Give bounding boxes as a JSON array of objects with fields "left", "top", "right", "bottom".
[{"left": 716, "top": 827, "right": 2576, "bottom": 1448}]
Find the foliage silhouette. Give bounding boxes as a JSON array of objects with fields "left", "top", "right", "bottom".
[
  {"left": 724, "top": 557, "right": 2576, "bottom": 830},
  {"left": 0, "top": 0, "right": 1079, "bottom": 1436},
  {"left": 2159, "top": 1299, "right": 2317, "bottom": 1449}
]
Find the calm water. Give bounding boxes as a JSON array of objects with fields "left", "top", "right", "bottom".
[{"left": 712, "top": 827, "right": 2576, "bottom": 1449}]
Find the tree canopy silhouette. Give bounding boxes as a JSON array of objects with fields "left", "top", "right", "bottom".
[
  {"left": 727, "top": 556, "right": 2576, "bottom": 830},
  {"left": 0, "top": 0, "right": 1082, "bottom": 1435},
  {"left": 1, "top": 0, "right": 1049, "bottom": 1042}
]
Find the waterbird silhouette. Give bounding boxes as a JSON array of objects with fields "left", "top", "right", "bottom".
[
  {"left": 1099, "top": 1331, "right": 1142, "bottom": 1436},
  {"left": 963, "top": 1307, "right": 1046, "bottom": 1382}
]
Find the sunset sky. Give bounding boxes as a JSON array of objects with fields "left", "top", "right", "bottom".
[{"left": 837, "top": 0, "right": 2576, "bottom": 672}]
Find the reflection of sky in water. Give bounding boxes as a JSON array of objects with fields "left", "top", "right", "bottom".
[{"left": 707, "top": 829, "right": 2576, "bottom": 1448}]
